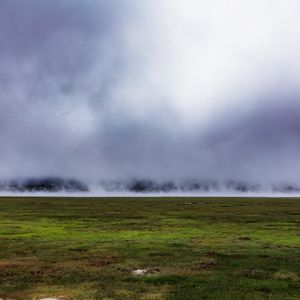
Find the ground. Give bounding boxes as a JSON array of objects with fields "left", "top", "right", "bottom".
[{"left": 0, "top": 197, "right": 299, "bottom": 300}]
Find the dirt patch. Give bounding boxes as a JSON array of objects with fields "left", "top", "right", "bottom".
[
  {"left": 274, "top": 270, "right": 298, "bottom": 281},
  {"left": 184, "top": 202, "right": 208, "bottom": 205},
  {"left": 0, "top": 259, "right": 38, "bottom": 269},
  {"left": 238, "top": 236, "right": 252, "bottom": 241},
  {"left": 191, "top": 257, "right": 217, "bottom": 270},
  {"left": 85, "top": 256, "right": 120, "bottom": 268},
  {"left": 236, "top": 269, "right": 268, "bottom": 279},
  {"left": 39, "top": 297, "right": 66, "bottom": 300}
]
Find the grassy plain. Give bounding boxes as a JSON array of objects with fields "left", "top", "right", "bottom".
[{"left": 0, "top": 197, "right": 299, "bottom": 300}]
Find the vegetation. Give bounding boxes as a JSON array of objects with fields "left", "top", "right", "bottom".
[{"left": 0, "top": 197, "right": 299, "bottom": 299}]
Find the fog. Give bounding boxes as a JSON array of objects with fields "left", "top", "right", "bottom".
[{"left": 1, "top": 1, "right": 300, "bottom": 190}]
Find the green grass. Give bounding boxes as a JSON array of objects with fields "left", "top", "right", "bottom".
[{"left": 0, "top": 197, "right": 299, "bottom": 299}]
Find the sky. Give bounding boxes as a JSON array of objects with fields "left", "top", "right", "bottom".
[{"left": 1, "top": 0, "right": 300, "bottom": 184}]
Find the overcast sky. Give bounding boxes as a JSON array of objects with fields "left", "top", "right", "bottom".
[{"left": 1, "top": 0, "right": 300, "bottom": 183}]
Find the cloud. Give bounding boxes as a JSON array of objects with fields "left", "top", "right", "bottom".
[{"left": 0, "top": 1, "right": 300, "bottom": 184}]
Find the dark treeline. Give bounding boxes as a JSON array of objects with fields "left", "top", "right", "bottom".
[
  {"left": 99, "top": 179, "right": 300, "bottom": 194},
  {"left": 0, "top": 178, "right": 299, "bottom": 194},
  {"left": 0, "top": 178, "right": 88, "bottom": 193}
]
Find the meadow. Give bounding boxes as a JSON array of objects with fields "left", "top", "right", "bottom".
[{"left": 0, "top": 196, "right": 299, "bottom": 300}]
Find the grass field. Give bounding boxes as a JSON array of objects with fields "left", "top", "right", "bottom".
[{"left": 0, "top": 197, "right": 299, "bottom": 300}]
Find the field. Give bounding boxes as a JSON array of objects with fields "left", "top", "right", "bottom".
[{"left": 0, "top": 197, "right": 299, "bottom": 300}]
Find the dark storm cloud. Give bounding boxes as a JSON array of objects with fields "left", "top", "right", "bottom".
[
  {"left": 198, "top": 96, "right": 300, "bottom": 182},
  {"left": 95, "top": 94, "right": 300, "bottom": 183},
  {"left": 0, "top": 0, "right": 300, "bottom": 187},
  {"left": 0, "top": 0, "right": 163, "bottom": 181},
  {"left": 0, "top": 0, "right": 139, "bottom": 179}
]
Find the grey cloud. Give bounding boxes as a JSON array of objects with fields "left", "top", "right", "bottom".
[{"left": 0, "top": 1, "right": 300, "bottom": 190}]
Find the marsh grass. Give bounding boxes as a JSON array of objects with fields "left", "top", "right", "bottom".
[{"left": 0, "top": 197, "right": 299, "bottom": 299}]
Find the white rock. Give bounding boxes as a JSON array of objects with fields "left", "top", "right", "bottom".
[
  {"left": 39, "top": 298, "right": 64, "bottom": 300},
  {"left": 132, "top": 269, "right": 148, "bottom": 276}
]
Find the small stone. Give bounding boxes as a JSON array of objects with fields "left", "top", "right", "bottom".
[
  {"left": 39, "top": 297, "right": 65, "bottom": 300},
  {"left": 132, "top": 269, "right": 148, "bottom": 276}
]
